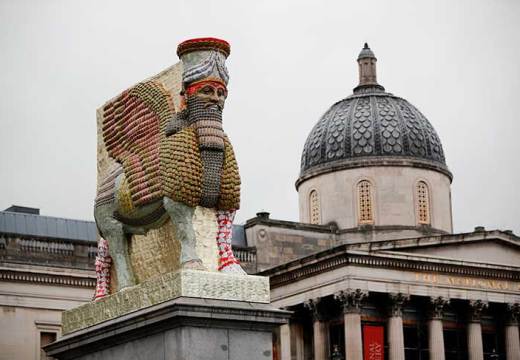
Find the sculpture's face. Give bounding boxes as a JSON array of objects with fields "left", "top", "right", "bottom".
[
  {"left": 184, "top": 79, "right": 227, "bottom": 151},
  {"left": 186, "top": 80, "right": 227, "bottom": 111}
]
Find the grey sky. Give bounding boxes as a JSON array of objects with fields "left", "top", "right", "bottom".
[{"left": 1, "top": 0, "right": 519, "bottom": 234}]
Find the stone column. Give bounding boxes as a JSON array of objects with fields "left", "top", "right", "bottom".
[
  {"left": 305, "top": 298, "right": 328, "bottom": 360},
  {"left": 334, "top": 289, "right": 368, "bottom": 360},
  {"left": 290, "top": 322, "right": 305, "bottom": 360},
  {"left": 427, "top": 297, "right": 449, "bottom": 360},
  {"left": 505, "top": 303, "right": 520, "bottom": 360},
  {"left": 388, "top": 293, "right": 409, "bottom": 360},
  {"left": 280, "top": 323, "right": 291, "bottom": 360},
  {"left": 467, "top": 300, "right": 488, "bottom": 360}
]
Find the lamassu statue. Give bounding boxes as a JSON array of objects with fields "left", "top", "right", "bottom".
[{"left": 93, "top": 38, "right": 244, "bottom": 298}]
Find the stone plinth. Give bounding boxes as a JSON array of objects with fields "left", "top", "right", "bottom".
[
  {"left": 45, "top": 296, "right": 290, "bottom": 360},
  {"left": 62, "top": 270, "right": 270, "bottom": 334}
]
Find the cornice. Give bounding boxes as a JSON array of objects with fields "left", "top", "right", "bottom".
[
  {"left": 263, "top": 249, "right": 520, "bottom": 289},
  {"left": 296, "top": 156, "right": 453, "bottom": 189},
  {"left": 0, "top": 268, "right": 96, "bottom": 288},
  {"left": 244, "top": 217, "right": 337, "bottom": 233}
]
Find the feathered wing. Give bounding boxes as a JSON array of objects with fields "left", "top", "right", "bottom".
[{"left": 101, "top": 81, "right": 175, "bottom": 207}]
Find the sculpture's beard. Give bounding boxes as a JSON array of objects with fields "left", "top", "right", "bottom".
[
  {"left": 186, "top": 95, "right": 225, "bottom": 208},
  {"left": 187, "top": 96, "right": 225, "bottom": 151}
]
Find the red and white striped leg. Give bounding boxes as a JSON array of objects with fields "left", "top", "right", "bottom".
[
  {"left": 216, "top": 210, "right": 246, "bottom": 274},
  {"left": 93, "top": 237, "right": 112, "bottom": 300}
]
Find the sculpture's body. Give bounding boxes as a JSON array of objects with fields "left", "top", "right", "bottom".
[{"left": 93, "top": 38, "right": 244, "bottom": 298}]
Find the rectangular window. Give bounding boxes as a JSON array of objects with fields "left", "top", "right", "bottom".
[
  {"left": 329, "top": 322, "right": 345, "bottom": 357},
  {"left": 403, "top": 324, "right": 428, "bottom": 360},
  {"left": 443, "top": 328, "right": 468, "bottom": 360},
  {"left": 358, "top": 180, "right": 374, "bottom": 224},
  {"left": 40, "top": 331, "right": 57, "bottom": 360},
  {"left": 482, "top": 329, "right": 505, "bottom": 360}
]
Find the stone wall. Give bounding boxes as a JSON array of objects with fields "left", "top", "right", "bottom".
[
  {"left": 245, "top": 216, "right": 336, "bottom": 272},
  {"left": 0, "top": 273, "right": 94, "bottom": 360}
]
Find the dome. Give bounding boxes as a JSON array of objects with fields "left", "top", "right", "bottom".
[{"left": 298, "top": 45, "right": 450, "bottom": 186}]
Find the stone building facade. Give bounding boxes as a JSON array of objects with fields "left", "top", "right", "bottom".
[{"left": 0, "top": 206, "right": 96, "bottom": 360}]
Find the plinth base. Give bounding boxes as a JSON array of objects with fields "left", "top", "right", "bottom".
[
  {"left": 45, "top": 296, "right": 290, "bottom": 360},
  {"left": 62, "top": 270, "right": 270, "bottom": 334}
]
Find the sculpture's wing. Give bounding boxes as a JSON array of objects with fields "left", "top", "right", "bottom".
[{"left": 101, "top": 81, "right": 175, "bottom": 206}]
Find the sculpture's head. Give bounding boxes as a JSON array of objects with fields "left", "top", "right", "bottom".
[
  {"left": 178, "top": 38, "right": 230, "bottom": 110},
  {"left": 177, "top": 38, "right": 231, "bottom": 150},
  {"left": 185, "top": 79, "right": 227, "bottom": 112}
]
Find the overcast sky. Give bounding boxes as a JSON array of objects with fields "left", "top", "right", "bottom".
[{"left": 1, "top": 0, "right": 519, "bottom": 234}]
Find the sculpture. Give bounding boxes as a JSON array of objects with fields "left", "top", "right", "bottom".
[{"left": 93, "top": 38, "right": 244, "bottom": 299}]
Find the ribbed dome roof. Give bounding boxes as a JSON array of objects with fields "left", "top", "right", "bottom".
[{"left": 298, "top": 44, "right": 449, "bottom": 185}]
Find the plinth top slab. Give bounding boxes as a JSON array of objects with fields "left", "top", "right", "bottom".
[{"left": 62, "top": 270, "right": 270, "bottom": 334}]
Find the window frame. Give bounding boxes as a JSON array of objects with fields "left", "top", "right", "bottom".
[
  {"left": 415, "top": 180, "right": 431, "bottom": 225},
  {"left": 357, "top": 179, "right": 375, "bottom": 225},
  {"left": 35, "top": 320, "right": 61, "bottom": 360},
  {"left": 309, "top": 189, "right": 321, "bottom": 225}
]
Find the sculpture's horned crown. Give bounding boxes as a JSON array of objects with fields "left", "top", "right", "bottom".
[{"left": 177, "top": 37, "right": 231, "bottom": 87}]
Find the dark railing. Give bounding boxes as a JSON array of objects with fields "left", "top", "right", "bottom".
[{"left": 233, "top": 246, "right": 257, "bottom": 263}]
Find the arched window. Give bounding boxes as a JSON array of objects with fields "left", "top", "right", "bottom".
[
  {"left": 416, "top": 181, "right": 430, "bottom": 224},
  {"left": 357, "top": 180, "right": 374, "bottom": 224},
  {"left": 309, "top": 190, "right": 320, "bottom": 225}
]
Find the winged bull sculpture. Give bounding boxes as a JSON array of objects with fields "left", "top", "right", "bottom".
[{"left": 93, "top": 38, "right": 244, "bottom": 299}]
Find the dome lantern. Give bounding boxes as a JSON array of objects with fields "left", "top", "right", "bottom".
[{"left": 354, "top": 43, "right": 385, "bottom": 93}]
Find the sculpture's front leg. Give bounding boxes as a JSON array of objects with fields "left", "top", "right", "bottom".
[
  {"left": 93, "top": 237, "right": 112, "bottom": 300},
  {"left": 216, "top": 210, "right": 246, "bottom": 274},
  {"left": 163, "top": 197, "right": 207, "bottom": 270},
  {"left": 94, "top": 201, "right": 136, "bottom": 290}
]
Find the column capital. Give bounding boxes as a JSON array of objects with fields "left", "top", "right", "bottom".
[
  {"left": 304, "top": 297, "right": 325, "bottom": 321},
  {"left": 334, "top": 288, "right": 368, "bottom": 314},
  {"left": 506, "top": 303, "right": 520, "bottom": 325},
  {"left": 389, "top": 293, "right": 410, "bottom": 317},
  {"left": 468, "top": 299, "right": 488, "bottom": 322},
  {"left": 428, "top": 296, "right": 450, "bottom": 320}
]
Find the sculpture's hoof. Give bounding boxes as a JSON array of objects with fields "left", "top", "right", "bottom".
[
  {"left": 182, "top": 259, "right": 207, "bottom": 271},
  {"left": 219, "top": 263, "right": 247, "bottom": 275}
]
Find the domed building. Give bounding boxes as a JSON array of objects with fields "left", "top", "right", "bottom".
[
  {"left": 237, "top": 44, "right": 520, "bottom": 360},
  {"left": 297, "top": 43, "right": 453, "bottom": 240}
]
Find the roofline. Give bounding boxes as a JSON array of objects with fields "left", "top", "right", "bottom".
[
  {"left": 0, "top": 231, "right": 97, "bottom": 245},
  {"left": 348, "top": 229, "right": 520, "bottom": 252},
  {"left": 1, "top": 210, "right": 95, "bottom": 224},
  {"left": 245, "top": 216, "right": 337, "bottom": 233},
  {"left": 244, "top": 216, "right": 449, "bottom": 238}
]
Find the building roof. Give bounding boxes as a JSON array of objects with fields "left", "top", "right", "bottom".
[
  {"left": 298, "top": 45, "right": 449, "bottom": 184},
  {"left": 0, "top": 206, "right": 247, "bottom": 247},
  {"left": 0, "top": 209, "right": 97, "bottom": 242}
]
